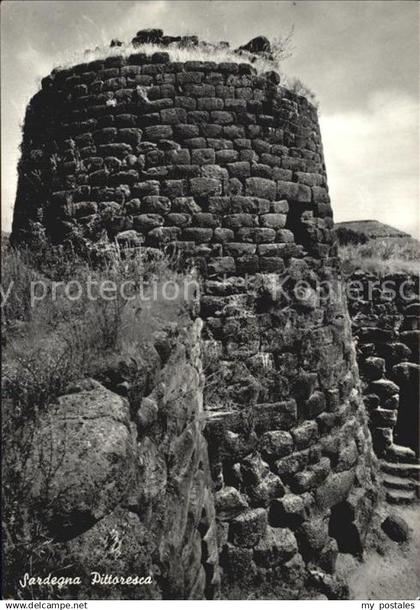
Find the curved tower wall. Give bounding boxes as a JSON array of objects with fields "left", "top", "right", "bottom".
[{"left": 11, "top": 51, "right": 378, "bottom": 593}]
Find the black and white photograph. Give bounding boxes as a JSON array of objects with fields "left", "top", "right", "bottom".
[{"left": 1, "top": 0, "right": 419, "bottom": 604}]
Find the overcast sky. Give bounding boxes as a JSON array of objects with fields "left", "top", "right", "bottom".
[{"left": 1, "top": 0, "right": 419, "bottom": 236}]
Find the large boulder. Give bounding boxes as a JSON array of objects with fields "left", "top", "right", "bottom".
[
  {"left": 61, "top": 506, "right": 159, "bottom": 599},
  {"left": 237, "top": 36, "right": 272, "bottom": 56},
  {"left": 25, "top": 381, "right": 135, "bottom": 539},
  {"left": 132, "top": 28, "right": 163, "bottom": 45},
  {"left": 381, "top": 514, "right": 410, "bottom": 542}
]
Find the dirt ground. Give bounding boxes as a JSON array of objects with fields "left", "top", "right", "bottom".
[{"left": 336, "top": 503, "right": 420, "bottom": 600}]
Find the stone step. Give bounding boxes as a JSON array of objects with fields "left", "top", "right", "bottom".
[
  {"left": 381, "top": 461, "right": 420, "bottom": 478},
  {"left": 386, "top": 488, "right": 417, "bottom": 505},
  {"left": 382, "top": 473, "right": 416, "bottom": 491},
  {"left": 384, "top": 443, "right": 418, "bottom": 463}
]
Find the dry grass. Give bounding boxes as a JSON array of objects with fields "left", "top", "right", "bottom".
[
  {"left": 338, "top": 236, "right": 420, "bottom": 275},
  {"left": 2, "top": 243, "right": 196, "bottom": 421},
  {"left": 1, "top": 245, "right": 43, "bottom": 327},
  {"left": 55, "top": 37, "right": 290, "bottom": 74},
  {"left": 46, "top": 30, "right": 316, "bottom": 102}
]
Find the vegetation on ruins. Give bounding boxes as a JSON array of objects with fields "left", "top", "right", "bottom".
[
  {"left": 1, "top": 240, "right": 196, "bottom": 598},
  {"left": 336, "top": 222, "right": 419, "bottom": 275}
]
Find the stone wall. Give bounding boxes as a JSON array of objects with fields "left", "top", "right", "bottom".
[
  {"left": 11, "top": 46, "right": 379, "bottom": 598},
  {"left": 347, "top": 271, "right": 420, "bottom": 504},
  {"left": 11, "top": 52, "right": 333, "bottom": 254},
  {"left": 17, "top": 319, "right": 219, "bottom": 600}
]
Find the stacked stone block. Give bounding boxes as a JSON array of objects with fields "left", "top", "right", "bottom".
[
  {"left": 11, "top": 51, "right": 378, "bottom": 597},
  {"left": 347, "top": 272, "right": 420, "bottom": 504},
  {"left": 12, "top": 53, "right": 332, "bottom": 259}
]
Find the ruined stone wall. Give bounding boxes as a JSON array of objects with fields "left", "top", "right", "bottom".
[
  {"left": 11, "top": 51, "right": 379, "bottom": 598},
  {"left": 11, "top": 52, "right": 333, "bottom": 253},
  {"left": 347, "top": 272, "right": 420, "bottom": 505},
  {"left": 17, "top": 319, "right": 219, "bottom": 600}
]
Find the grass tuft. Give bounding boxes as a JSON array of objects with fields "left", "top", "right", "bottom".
[{"left": 338, "top": 236, "right": 420, "bottom": 275}]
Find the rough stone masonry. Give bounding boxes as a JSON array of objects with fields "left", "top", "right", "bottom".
[
  {"left": 347, "top": 271, "right": 420, "bottom": 505},
  {"left": 10, "top": 32, "right": 380, "bottom": 599}
]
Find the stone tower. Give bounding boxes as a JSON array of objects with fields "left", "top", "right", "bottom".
[{"left": 11, "top": 35, "right": 378, "bottom": 597}]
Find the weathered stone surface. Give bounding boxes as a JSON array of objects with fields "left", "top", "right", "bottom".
[
  {"left": 214, "top": 227, "right": 235, "bottom": 242},
  {"left": 312, "top": 186, "right": 329, "bottom": 203},
  {"left": 183, "top": 227, "right": 213, "bottom": 242},
  {"left": 245, "top": 177, "right": 277, "bottom": 200},
  {"left": 349, "top": 270, "right": 419, "bottom": 470},
  {"left": 215, "top": 487, "right": 249, "bottom": 520},
  {"left": 392, "top": 361, "right": 420, "bottom": 383},
  {"left": 274, "top": 446, "right": 320, "bottom": 478},
  {"left": 223, "top": 213, "right": 256, "bottom": 229},
  {"left": 370, "top": 407, "right": 398, "bottom": 428},
  {"left": 369, "top": 379, "right": 399, "bottom": 399},
  {"left": 304, "top": 391, "right": 326, "bottom": 418},
  {"left": 292, "top": 457, "right": 331, "bottom": 492},
  {"left": 208, "top": 256, "right": 236, "bottom": 276},
  {"left": 361, "top": 357, "right": 386, "bottom": 381},
  {"left": 133, "top": 213, "right": 164, "bottom": 231},
  {"left": 254, "top": 526, "right": 298, "bottom": 567},
  {"left": 173, "top": 196, "right": 201, "bottom": 214},
  {"left": 148, "top": 226, "right": 181, "bottom": 244},
  {"left": 230, "top": 508, "right": 268, "bottom": 547},
  {"left": 221, "top": 543, "right": 256, "bottom": 582},
  {"left": 296, "top": 517, "right": 329, "bottom": 559},
  {"left": 315, "top": 470, "right": 356, "bottom": 509},
  {"left": 319, "top": 538, "right": 339, "bottom": 573},
  {"left": 166, "top": 212, "right": 192, "bottom": 227},
  {"left": 336, "top": 440, "right": 359, "bottom": 472},
  {"left": 260, "top": 213, "right": 287, "bottom": 228},
  {"left": 190, "top": 177, "right": 222, "bottom": 197},
  {"left": 308, "top": 570, "right": 349, "bottom": 600},
  {"left": 292, "top": 421, "right": 319, "bottom": 449},
  {"left": 231, "top": 195, "right": 270, "bottom": 214},
  {"left": 224, "top": 242, "right": 256, "bottom": 257},
  {"left": 381, "top": 514, "right": 410, "bottom": 542},
  {"left": 269, "top": 494, "right": 306, "bottom": 527},
  {"left": 241, "top": 454, "right": 270, "bottom": 486},
  {"left": 254, "top": 400, "right": 298, "bottom": 433},
  {"left": 136, "top": 396, "right": 159, "bottom": 429},
  {"left": 248, "top": 471, "right": 285, "bottom": 507},
  {"left": 115, "top": 229, "right": 144, "bottom": 246},
  {"left": 26, "top": 383, "right": 134, "bottom": 537},
  {"left": 260, "top": 430, "right": 294, "bottom": 459},
  {"left": 259, "top": 257, "right": 285, "bottom": 273},
  {"left": 238, "top": 35, "right": 271, "bottom": 55}
]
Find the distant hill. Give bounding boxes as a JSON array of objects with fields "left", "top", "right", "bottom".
[{"left": 335, "top": 220, "right": 410, "bottom": 240}]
